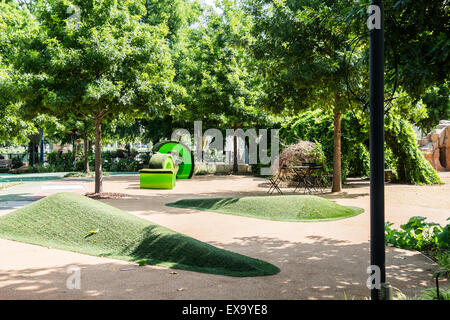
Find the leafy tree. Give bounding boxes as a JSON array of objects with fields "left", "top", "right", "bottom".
[
  {"left": 178, "top": 1, "right": 270, "bottom": 172},
  {"left": 245, "top": 0, "right": 367, "bottom": 191},
  {"left": 246, "top": 0, "right": 449, "bottom": 190},
  {"left": 346, "top": 0, "right": 449, "bottom": 100},
  {"left": 2, "top": 0, "right": 180, "bottom": 192},
  {"left": 417, "top": 84, "right": 450, "bottom": 135},
  {"left": 43, "top": 115, "right": 94, "bottom": 172},
  {"left": 0, "top": 2, "right": 37, "bottom": 145},
  {"left": 143, "top": 0, "right": 202, "bottom": 44}
]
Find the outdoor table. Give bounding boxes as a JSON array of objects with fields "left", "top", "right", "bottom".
[
  {"left": 289, "top": 164, "right": 324, "bottom": 194},
  {"left": 267, "top": 164, "right": 326, "bottom": 195}
]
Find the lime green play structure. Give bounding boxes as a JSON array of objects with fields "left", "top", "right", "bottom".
[
  {"left": 139, "top": 141, "right": 194, "bottom": 189},
  {"left": 152, "top": 140, "right": 195, "bottom": 179},
  {"left": 139, "top": 154, "right": 178, "bottom": 189}
]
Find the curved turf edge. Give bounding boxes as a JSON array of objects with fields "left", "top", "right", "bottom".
[
  {"left": 166, "top": 195, "right": 364, "bottom": 222},
  {"left": 0, "top": 193, "right": 279, "bottom": 277}
]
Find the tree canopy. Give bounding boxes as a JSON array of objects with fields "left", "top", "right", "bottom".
[
  {"left": 0, "top": 0, "right": 448, "bottom": 187},
  {"left": 1, "top": 0, "right": 181, "bottom": 191}
]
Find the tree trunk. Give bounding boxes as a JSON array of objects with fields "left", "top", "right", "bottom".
[
  {"left": 83, "top": 130, "right": 89, "bottom": 173},
  {"left": 28, "top": 141, "right": 34, "bottom": 167},
  {"left": 40, "top": 133, "right": 44, "bottom": 164},
  {"left": 332, "top": 111, "right": 342, "bottom": 192},
  {"left": 72, "top": 137, "right": 76, "bottom": 169},
  {"left": 94, "top": 116, "right": 103, "bottom": 193},
  {"left": 233, "top": 124, "right": 238, "bottom": 174}
]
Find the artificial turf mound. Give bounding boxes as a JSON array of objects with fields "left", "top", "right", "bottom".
[
  {"left": 0, "top": 192, "right": 279, "bottom": 277},
  {"left": 167, "top": 195, "right": 364, "bottom": 222}
]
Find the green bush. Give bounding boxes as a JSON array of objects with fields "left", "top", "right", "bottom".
[
  {"left": 436, "top": 251, "right": 450, "bottom": 271},
  {"left": 279, "top": 110, "right": 371, "bottom": 181},
  {"left": 385, "top": 114, "right": 442, "bottom": 184},
  {"left": 46, "top": 151, "right": 75, "bottom": 171},
  {"left": 136, "top": 152, "right": 151, "bottom": 166},
  {"left": 279, "top": 109, "right": 442, "bottom": 184},
  {"left": 385, "top": 217, "right": 450, "bottom": 269},
  {"left": 417, "top": 288, "right": 450, "bottom": 300},
  {"left": 11, "top": 156, "right": 24, "bottom": 169},
  {"left": 345, "top": 143, "right": 370, "bottom": 178},
  {"left": 26, "top": 163, "right": 57, "bottom": 173},
  {"left": 109, "top": 158, "right": 142, "bottom": 172}
]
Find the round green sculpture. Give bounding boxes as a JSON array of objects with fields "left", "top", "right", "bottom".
[{"left": 153, "top": 141, "right": 194, "bottom": 179}]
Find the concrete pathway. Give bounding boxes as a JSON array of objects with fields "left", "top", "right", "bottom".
[{"left": 0, "top": 174, "right": 86, "bottom": 215}]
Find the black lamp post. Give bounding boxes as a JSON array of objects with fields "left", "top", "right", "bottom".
[{"left": 369, "top": 0, "right": 391, "bottom": 300}]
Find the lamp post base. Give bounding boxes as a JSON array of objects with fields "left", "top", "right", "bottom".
[{"left": 379, "top": 283, "right": 393, "bottom": 300}]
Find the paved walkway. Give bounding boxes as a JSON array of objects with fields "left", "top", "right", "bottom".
[
  {"left": 0, "top": 172, "right": 139, "bottom": 214},
  {"left": 0, "top": 173, "right": 85, "bottom": 214},
  {"left": 0, "top": 173, "right": 449, "bottom": 299}
]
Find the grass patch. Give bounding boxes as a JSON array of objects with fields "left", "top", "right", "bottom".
[
  {"left": 167, "top": 195, "right": 363, "bottom": 222},
  {"left": 0, "top": 192, "right": 279, "bottom": 277}
]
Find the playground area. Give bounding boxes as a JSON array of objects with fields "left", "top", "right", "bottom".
[{"left": 0, "top": 172, "right": 448, "bottom": 299}]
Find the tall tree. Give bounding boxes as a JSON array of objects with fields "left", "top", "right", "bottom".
[
  {"left": 0, "top": 1, "right": 38, "bottom": 145},
  {"left": 246, "top": 0, "right": 366, "bottom": 191},
  {"left": 178, "top": 1, "right": 269, "bottom": 172},
  {"left": 346, "top": 0, "right": 449, "bottom": 100},
  {"left": 2, "top": 0, "right": 180, "bottom": 192},
  {"left": 246, "top": 0, "right": 449, "bottom": 190},
  {"left": 416, "top": 84, "right": 450, "bottom": 135},
  {"left": 143, "top": 0, "right": 202, "bottom": 44}
]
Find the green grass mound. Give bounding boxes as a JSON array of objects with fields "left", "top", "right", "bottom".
[
  {"left": 167, "top": 195, "right": 363, "bottom": 222},
  {"left": 0, "top": 193, "right": 279, "bottom": 277}
]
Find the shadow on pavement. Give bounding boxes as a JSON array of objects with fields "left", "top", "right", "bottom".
[{"left": 0, "top": 235, "right": 443, "bottom": 300}]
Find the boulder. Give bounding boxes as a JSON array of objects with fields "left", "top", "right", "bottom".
[{"left": 418, "top": 120, "right": 450, "bottom": 171}]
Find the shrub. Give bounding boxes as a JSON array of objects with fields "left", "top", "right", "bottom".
[
  {"left": 11, "top": 156, "right": 24, "bottom": 169},
  {"left": 109, "top": 158, "right": 142, "bottom": 172},
  {"left": 136, "top": 152, "right": 151, "bottom": 166},
  {"left": 385, "top": 216, "right": 450, "bottom": 268},
  {"left": 280, "top": 110, "right": 370, "bottom": 181},
  {"left": 46, "top": 151, "right": 75, "bottom": 171},
  {"left": 280, "top": 109, "right": 442, "bottom": 184},
  {"left": 95, "top": 150, "right": 142, "bottom": 172},
  {"left": 27, "top": 163, "right": 56, "bottom": 173},
  {"left": 385, "top": 114, "right": 442, "bottom": 184},
  {"left": 417, "top": 288, "right": 450, "bottom": 300},
  {"left": 345, "top": 143, "right": 370, "bottom": 178}
]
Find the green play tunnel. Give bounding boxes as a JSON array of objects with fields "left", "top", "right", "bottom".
[{"left": 153, "top": 141, "right": 194, "bottom": 179}]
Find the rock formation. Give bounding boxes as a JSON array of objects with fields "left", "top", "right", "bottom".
[{"left": 418, "top": 120, "right": 450, "bottom": 171}]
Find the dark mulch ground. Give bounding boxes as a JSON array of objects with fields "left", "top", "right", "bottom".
[{"left": 85, "top": 192, "right": 134, "bottom": 199}]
